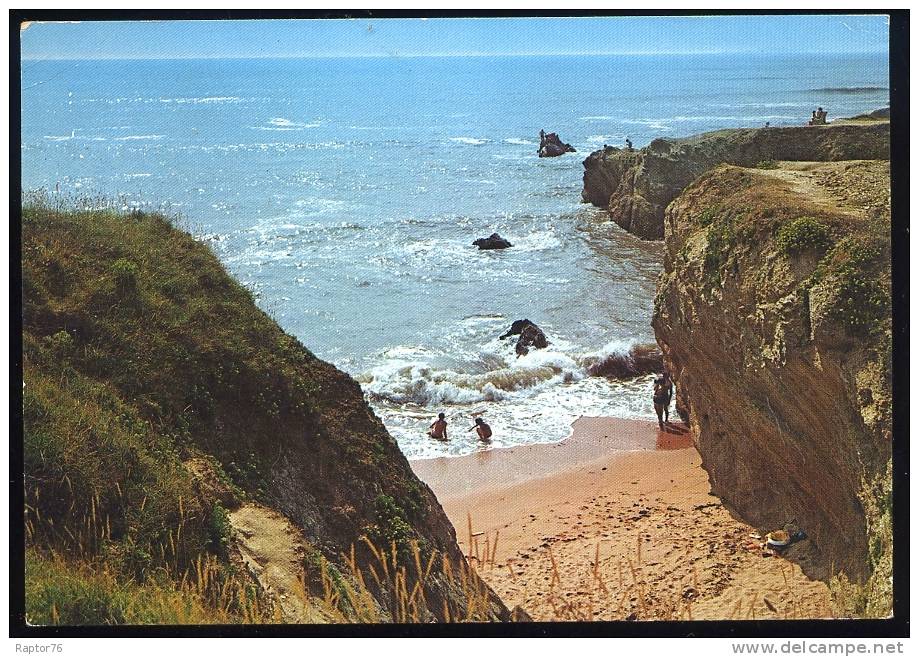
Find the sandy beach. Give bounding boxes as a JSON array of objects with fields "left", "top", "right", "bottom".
[{"left": 411, "top": 417, "right": 832, "bottom": 621}]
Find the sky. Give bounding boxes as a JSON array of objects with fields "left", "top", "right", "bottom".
[{"left": 20, "top": 15, "right": 890, "bottom": 60}]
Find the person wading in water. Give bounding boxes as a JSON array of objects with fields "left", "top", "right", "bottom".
[
  {"left": 428, "top": 413, "right": 448, "bottom": 441},
  {"left": 468, "top": 417, "right": 492, "bottom": 443}
]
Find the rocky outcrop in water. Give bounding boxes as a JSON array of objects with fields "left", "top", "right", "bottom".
[
  {"left": 582, "top": 121, "right": 890, "bottom": 240},
  {"left": 652, "top": 160, "right": 891, "bottom": 615},
  {"left": 473, "top": 233, "right": 513, "bottom": 250},
  {"left": 498, "top": 319, "right": 549, "bottom": 357},
  {"left": 538, "top": 130, "right": 576, "bottom": 158}
]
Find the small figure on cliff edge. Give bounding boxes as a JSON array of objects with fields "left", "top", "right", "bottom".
[
  {"left": 428, "top": 412, "right": 448, "bottom": 441},
  {"left": 808, "top": 107, "right": 828, "bottom": 126},
  {"left": 625, "top": 137, "right": 633, "bottom": 151},
  {"left": 469, "top": 417, "right": 493, "bottom": 443}
]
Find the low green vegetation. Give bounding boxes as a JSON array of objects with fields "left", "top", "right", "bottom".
[
  {"left": 369, "top": 494, "right": 414, "bottom": 557},
  {"left": 25, "top": 549, "right": 267, "bottom": 625},
  {"left": 755, "top": 159, "right": 778, "bottom": 169},
  {"left": 697, "top": 206, "right": 719, "bottom": 227},
  {"left": 22, "top": 194, "right": 457, "bottom": 624},
  {"left": 701, "top": 210, "right": 754, "bottom": 286},
  {"left": 20, "top": 196, "right": 329, "bottom": 623},
  {"left": 776, "top": 216, "right": 832, "bottom": 255},
  {"left": 805, "top": 230, "right": 890, "bottom": 338},
  {"left": 830, "top": 466, "right": 893, "bottom": 619},
  {"left": 208, "top": 504, "right": 233, "bottom": 558}
]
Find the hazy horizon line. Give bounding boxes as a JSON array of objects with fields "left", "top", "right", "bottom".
[{"left": 22, "top": 49, "right": 888, "bottom": 62}]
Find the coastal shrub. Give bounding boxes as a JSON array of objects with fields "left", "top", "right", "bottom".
[
  {"left": 703, "top": 214, "right": 738, "bottom": 284},
  {"left": 45, "top": 330, "right": 74, "bottom": 359},
  {"left": 302, "top": 545, "right": 355, "bottom": 616},
  {"left": 370, "top": 494, "right": 413, "bottom": 556},
  {"left": 208, "top": 503, "right": 233, "bottom": 557},
  {"left": 22, "top": 199, "right": 464, "bottom": 623},
  {"left": 697, "top": 207, "right": 718, "bottom": 227},
  {"left": 809, "top": 233, "right": 890, "bottom": 337},
  {"left": 776, "top": 216, "right": 832, "bottom": 255},
  {"left": 756, "top": 159, "right": 778, "bottom": 169},
  {"left": 826, "top": 266, "right": 888, "bottom": 336},
  {"left": 226, "top": 453, "right": 268, "bottom": 501},
  {"left": 111, "top": 257, "right": 140, "bottom": 293}
]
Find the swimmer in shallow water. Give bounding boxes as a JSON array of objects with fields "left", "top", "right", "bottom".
[
  {"left": 468, "top": 417, "right": 492, "bottom": 443},
  {"left": 428, "top": 412, "right": 448, "bottom": 441}
]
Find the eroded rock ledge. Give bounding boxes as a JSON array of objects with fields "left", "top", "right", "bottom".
[
  {"left": 652, "top": 161, "right": 891, "bottom": 613},
  {"left": 582, "top": 121, "right": 890, "bottom": 240}
]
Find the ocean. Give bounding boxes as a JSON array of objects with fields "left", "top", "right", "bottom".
[{"left": 20, "top": 52, "right": 889, "bottom": 458}]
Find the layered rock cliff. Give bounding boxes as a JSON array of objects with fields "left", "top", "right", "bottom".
[
  {"left": 652, "top": 160, "right": 892, "bottom": 615},
  {"left": 582, "top": 121, "right": 890, "bottom": 239},
  {"left": 23, "top": 203, "right": 508, "bottom": 623}
]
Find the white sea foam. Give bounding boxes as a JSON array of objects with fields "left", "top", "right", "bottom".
[
  {"left": 586, "top": 134, "right": 625, "bottom": 145},
  {"left": 621, "top": 118, "right": 672, "bottom": 131},
  {"left": 249, "top": 117, "right": 321, "bottom": 131},
  {"left": 511, "top": 229, "right": 562, "bottom": 252},
  {"left": 504, "top": 137, "right": 535, "bottom": 145},
  {"left": 159, "top": 96, "right": 243, "bottom": 104},
  {"left": 114, "top": 134, "right": 164, "bottom": 141},
  {"left": 449, "top": 137, "right": 488, "bottom": 145}
]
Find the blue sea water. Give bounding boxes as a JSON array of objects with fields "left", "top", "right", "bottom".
[{"left": 21, "top": 52, "right": 889, "bottom": 458}]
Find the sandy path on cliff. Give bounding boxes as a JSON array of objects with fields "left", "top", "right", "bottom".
[
  {"left": 412, "top": 418, "right": 833, "bottom": 621},
  {"left": 755, "top": 160, "right": 890, "bottom": 219},
  {"left": 228, "top": 503, "right": 325, "bottom": 623}
]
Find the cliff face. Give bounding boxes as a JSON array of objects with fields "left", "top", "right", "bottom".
[
  {"left": 582, "top": 122, "right": 890, "bottom": 240},
  {"left": 652, "top": 161, "right": 891, "bottom": 613},
  {"left": 23, "top": 204, "right": 507, "bottom": 623}
]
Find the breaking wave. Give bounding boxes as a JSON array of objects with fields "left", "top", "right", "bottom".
[{"left": 359, "top": 340, "right": 661, "bottom": 407}]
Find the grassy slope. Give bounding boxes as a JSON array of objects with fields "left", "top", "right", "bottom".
[{"left": 22, "top": 202, "right": 491, "bottom": 624}]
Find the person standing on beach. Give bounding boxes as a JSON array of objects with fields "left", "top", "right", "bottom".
[
  {"left": 653, "top": 376, "right": 670, "bottom": 429},
  {"left": 469, "top": 417, "right": 492, "bottom": 443},
  {"left": 662, "top": 372, "right": 674, "bottom": 423},
  {"left": 428, "top": 413, "right": 448, "bottom": 441}
]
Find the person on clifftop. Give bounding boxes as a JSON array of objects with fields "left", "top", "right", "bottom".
[{"left": 428, "top": 412, "right": 448, "bottom": 441}]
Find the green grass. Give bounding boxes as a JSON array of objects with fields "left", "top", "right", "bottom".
[
  {"left": 22, "top": 195, "right": 461, "bottom": 624},
  {"left": 21, "top": 197, "right": 327, "bottom": 622},
  {"left": 25, "top": 549, "right": 268, "bottom": 625}
]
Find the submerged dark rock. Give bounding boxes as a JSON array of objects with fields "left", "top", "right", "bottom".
[
  {"left": 538, "top": 130, "right": 576, "bottom": 158},
  {"left": 473, "top": 233, "right": 513, "bottom": 250}
]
